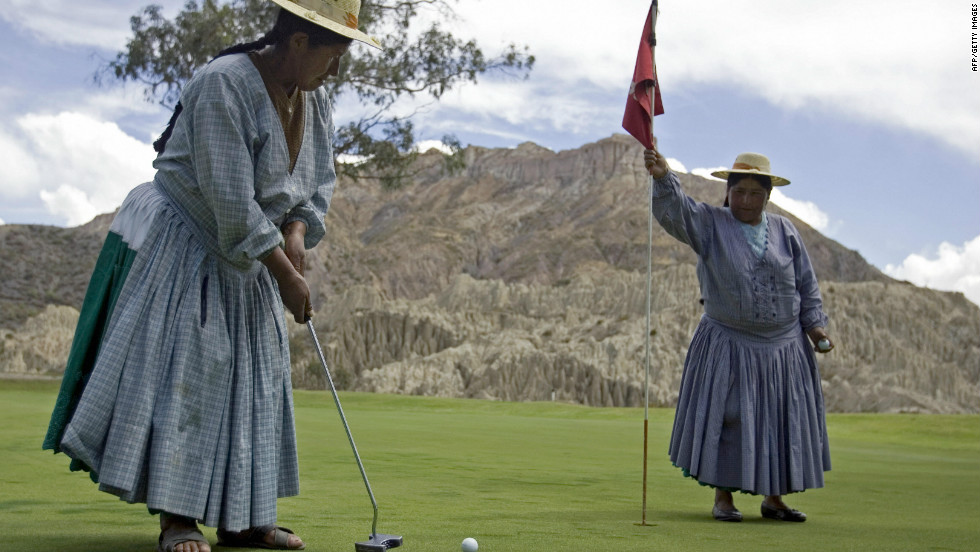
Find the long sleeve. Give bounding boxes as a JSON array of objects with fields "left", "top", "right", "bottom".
[
  {"left": 650, "top": 170, "right": 829, "bottom": 335},
  {"left": 189, "top": 89, "right": 283, "bottom": 262},
  {"left": 153, "top": 55, "right": 340, "bottom": 270},
  {"left": 787, "top": 223, "right": 829, "bottom": 331},
  {"left": 650, "top": 171, "right": 715, "bottom": 255}
]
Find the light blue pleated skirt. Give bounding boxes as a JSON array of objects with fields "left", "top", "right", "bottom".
[
  {"left": 54, "top": 182, "right": 299, "bottom": 530},
  {"left": 669, "top": 315, "right": 831, "bottom": 496}
]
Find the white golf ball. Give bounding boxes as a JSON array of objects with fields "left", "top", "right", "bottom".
[
  {"left": 461, "top": 537, "right": 479, "bottom": 552},
  {"left": 817, "top": 338, "right": 831, "bottom": 351}
]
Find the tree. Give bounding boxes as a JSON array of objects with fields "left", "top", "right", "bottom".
[{"left": 102, "top": 0, "right": 534, "bottom": 188}]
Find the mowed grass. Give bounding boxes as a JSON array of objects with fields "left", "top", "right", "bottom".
[{"left": 1, "top": 379, "right": 978, "bottom": 551}]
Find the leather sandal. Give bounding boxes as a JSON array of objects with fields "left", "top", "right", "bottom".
[
  {"left": 216, "top": 525, "right": 305, "bottom": 550},
  {"left": 158, "top": 526, "right": 209, "bottom": 552}
]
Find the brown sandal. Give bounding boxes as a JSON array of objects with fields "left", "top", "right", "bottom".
[
  {"left": 158, "top": 526, "right": 209, "bottom": 552},
  {"left": 216, "top": 525, "right": 305, "bottom": 550}
]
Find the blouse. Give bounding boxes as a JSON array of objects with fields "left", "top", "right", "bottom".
[
  {"left": 152, "top": 53, "right": 337, "bottom": 270},
  {"left": 651, "top": 172, "right": 828, "bottom": 335}
]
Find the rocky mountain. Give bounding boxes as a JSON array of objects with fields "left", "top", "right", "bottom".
[
  {"left": 0, "top": 212, "right": 112, "bottom": 329},
  {"left": 2, "top": 135, "right": 977, "bottom": 413}
]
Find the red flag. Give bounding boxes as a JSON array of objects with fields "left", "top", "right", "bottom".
[{"left": 622, "top": 2, "right": 664, "bottom": 149}]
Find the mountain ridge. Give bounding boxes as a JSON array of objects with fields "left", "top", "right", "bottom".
[{"left": 1, "top": 135, "right": 977, "bottom": 413}]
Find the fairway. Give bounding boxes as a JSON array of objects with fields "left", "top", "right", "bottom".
[{"left": 1, "top": 380, "right": 977, "bottom": 551}]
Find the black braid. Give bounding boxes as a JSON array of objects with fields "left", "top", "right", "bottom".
[
  {"left": 152, "top": 103, "right": 184, "bottom": 153},
  {"left": 214, "top": 27, "right": 282, "bottom": 58}
]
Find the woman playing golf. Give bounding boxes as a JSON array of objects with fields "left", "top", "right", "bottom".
[
  {"left": 43, "top": 1, "right": 381, "bottom": 550},
  {"left": 643, "top": 146, "right": 833, "bottom": 523}
]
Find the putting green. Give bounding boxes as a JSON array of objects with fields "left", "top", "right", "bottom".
[{"left": 2, "top": 380, "right": 977, "bottom": 551}]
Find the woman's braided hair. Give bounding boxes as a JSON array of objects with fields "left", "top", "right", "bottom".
[{"left": 153, "top": 7, "right": 353, "bottom": 153}]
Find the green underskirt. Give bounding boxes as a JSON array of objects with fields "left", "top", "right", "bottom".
[{"left": 41, "top": 230, "right": 136, "bottom": 480}]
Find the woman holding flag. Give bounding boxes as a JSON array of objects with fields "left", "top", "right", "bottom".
[
  {"left": 643, "top": 147, "right": 833, "bottom": 522},
  {"left": 623, "top": 0, "right": 830, "bottom": 524}
]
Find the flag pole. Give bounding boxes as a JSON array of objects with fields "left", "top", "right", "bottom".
[{"left": 641, "top": 0, "right": 658, "bottom": 528}]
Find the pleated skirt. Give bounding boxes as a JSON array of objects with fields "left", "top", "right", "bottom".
[
  {"left": 44, "top": 182, "right": 299, "bottom": 530},
  {"left": 668, "top": 315, "right": 831, "bottom": 496}
]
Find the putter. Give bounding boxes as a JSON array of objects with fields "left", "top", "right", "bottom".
[{"left": 307, "top": 320, "right": 404, "bottom": 552}]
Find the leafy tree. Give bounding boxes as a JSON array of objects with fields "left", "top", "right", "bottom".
[{"left": 102, "top": 0, "right": 534, "bottom": 187}]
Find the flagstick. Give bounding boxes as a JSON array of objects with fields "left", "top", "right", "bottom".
[
  {"left": 641, "top": 168, "right": 653, "bottom": 526},
  {"left": 640, "top": 0, "right": 658, "bottom": 528},
  {"left": 641, "top": 175, "right": 653, "bottom": 527}
]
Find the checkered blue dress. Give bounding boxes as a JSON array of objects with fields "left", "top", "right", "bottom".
[
  {"left": 652, "top": 172, "right": 831, "bottom": 496},
  {"left": 45, "top": 54, "right": 337, "bottom": 530}
]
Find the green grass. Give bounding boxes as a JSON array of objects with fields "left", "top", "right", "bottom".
[{"left": 1, "top": 379, "right": 978, "bottom": 551}]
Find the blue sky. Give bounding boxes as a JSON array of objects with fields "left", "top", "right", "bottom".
[{"left": 0, "top": 0, "right": 977, "bottom": 305}]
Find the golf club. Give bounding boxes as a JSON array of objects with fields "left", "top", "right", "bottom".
[{"left": 306, "top": 320, "right": 404, "bottom": 552}]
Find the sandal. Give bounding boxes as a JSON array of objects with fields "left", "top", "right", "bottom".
[
  {"left": 158, "top": 525, "right": 209, "bottom": 552},
  {"left": 217, "top": 525, "right": 305, "bottom": 550}
]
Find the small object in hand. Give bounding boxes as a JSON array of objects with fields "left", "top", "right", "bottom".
[{"left": 817, "top": 338, "right": 831, "bottom": 352}]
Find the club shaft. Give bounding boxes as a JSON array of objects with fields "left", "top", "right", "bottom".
[{"left": 307, "top": 320, "right": 380, "bottom": 539}]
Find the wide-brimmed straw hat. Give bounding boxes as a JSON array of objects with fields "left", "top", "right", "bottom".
[
  {"left": 711, "top": 152, "right": 790, "bottom": 187},
  {"left": 270, "top": 0, "right": 381, "bottom": 49}
]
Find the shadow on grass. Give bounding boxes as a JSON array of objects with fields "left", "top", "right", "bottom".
[
  {"left": 12, "top": 534, "right": 158, "bottom": 552},
  {"left": 649, "top": 509, "right": 717, "bottom": 524}
]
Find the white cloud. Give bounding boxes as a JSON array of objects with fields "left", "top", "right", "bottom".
[
  {"left": 0, "top": 0, "right": 184, "bottom": 50},
  {"left": 658, "top": 1, "right": 975, "bottom": 156},
  {"left": 81, "top": 87, "right": 167, "bottom": 127},
  {"left": 335, "top": 153, "right": 368, "bottom": 166},
  {"left": 414, "top": 140, "right": 453, "bottom": 154},
  {"left": 885, "top": 236, "right": 980, "bottom": 307},
  {"left": 666, "top": 158, "right": 687, "bottom": 174},
  {"left": 446, "top": 0, "right": 978, "bottom": 157},
  {"left": 770, "top": 189, "right": 830, "bottom": 232},
  {"left": 452, "top": 1, "right": 636, "bottom": 88},
  {"left": 0, "top": 126, "right": 42, "bottom": 199},
  {"left": 5, "top": 1, "right": 973, "bottom": 157},
  {"left": 10, "top": 111, "right": 156, "bottom": 226},
  {"left": 423, "top": 79, "right": 610, "bottom": 139},
  {"left": 39, "top": 185, "right": 98, "bottom": 227},
  {"left": 692, "top": 166, "right": 726, "bottom": 181}
]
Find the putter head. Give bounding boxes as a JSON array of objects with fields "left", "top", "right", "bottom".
[{"left": 354, "top": 534, "right": 403, "bottom": 551}]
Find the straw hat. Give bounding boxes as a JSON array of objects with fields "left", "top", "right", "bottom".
[
  {"left": 270, "top": 0, "right": 381, "bottom": 49},
  {"left": 711, "top": 152, "right": 790, "bottom": 187}
]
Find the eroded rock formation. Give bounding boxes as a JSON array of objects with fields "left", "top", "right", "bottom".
[{"left": 2, "top": 136, "right": 977, "bottom": 412}]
